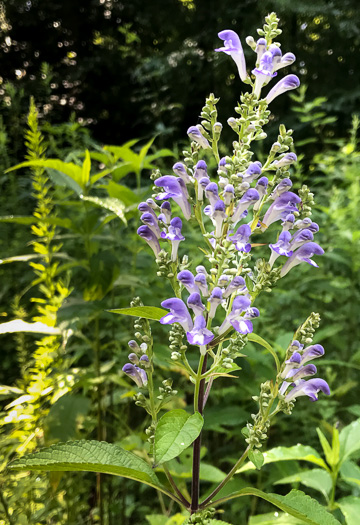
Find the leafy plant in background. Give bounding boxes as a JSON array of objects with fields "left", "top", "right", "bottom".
[{"left": 7, "top": 13, "right": 356, "bottom": 525}]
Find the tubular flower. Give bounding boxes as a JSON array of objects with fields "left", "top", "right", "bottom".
[
  {"left": 155, "top": 175, "right": 191, "bottom": 220},
  {"left": 194, "top": 273, "right": 209, "bottom": 297},
  {"left": 280, "top": 242, "right": 324, "bottom": 277},
  {"left": 262, "top": 191, "right": 301, "bottom": 229},
  {"left": 219, "top": 295, "right": 252, "bottom": 335},
  {"left": 269, "top": 231, "right": 293, "bottom": 267},
  {"left": 140, "top": 212, "right": 161, "bottom": 238},
  {"left": 231, "top": 189, "right": 259, "bottom": 224},
  {"left": 173, "top": 162, "right": 191, "bottom": 184},
  {"left": 177, "top": 270, "right": 199, "bottom": 294},
  {"left": 160, "top": 298, "right": 193, "bottom": 332},
  {"left": 215, "top": 29, "right": 247, "bottom": 82},
  {"left": 285, "top": 378, "right": 330, "bottom": 402},
  {"left": 187, "top": 126, "right": 210, "bottom": 149},
  {"left": 223, "top": 276, "right": 247, "bottom": 298},
  {"left": 137, "top": 225, "right": 161, "bottom": 256},
  {"left": 266, "top": 74, "right": 300, "bottom": 104},
  {"left": 158, "top": 201, "right": 171, "bottom": 224},
  {"left": 161, "top": 217, "right": 185, "bottom": 261},
  {"left": 187, "top": 315, "right": 214, "bottom": 354},
  {"left": 228, "top": 224, "right": 252, "bottom": 253},
  {"left": 122, "top": 363, "right": 148, "bottom": 388},
  {"left": 187, "top": 293, "right": 205, "bottom": 316},
  {"left": 208, "top": 287, "right": 223, "bottom": 318}
]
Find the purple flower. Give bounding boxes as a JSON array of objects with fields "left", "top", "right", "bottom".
[
  {"left": 205, "top": 182, "right": 220, "bottom": 207},
  {"left": 158, "top": 201, "right": 172, "bottom": 224},
  {"left": 140, "top": 355, "right": 150, "bottom": 368},
  {"left": 173, "top": 162, "right": 191, "bottom": 184},
  {"left": 194, "top": 160, "right": 208, "bottom": 180},
  {"left": 187, "top": 293, "right": 205, "bottom": 316},
  {"left": 128, "top": 340, "right": 140, "bottom": 351},
  {"left": 272, "top": 178, "right": 293, "bottom": 198},
  {"left": 231, "top": 189, "right": 260, "bottom": 224},
  {"left": 213, "top": 200, "right": 227, "bottom": 238},
  {"left": 137, "top": 225, "right": 161, "bottom": 256},
  {"left": 223, "top": 276, "right": 247, "bottom": 298},
  {"left": 194, "top": 273, "right": 209, "bottom": 297},
  {"left": 262, "top": 191, "right": 301, "bottom": 229},
  {"left": 219, "top": 295, "right": 253, "bottom": 335},
  {"left": 272, "top": 152, "right": 297, "bottom": 168},
  {"left": 255, "top": 38, "right": 267, "bottom": 63},
  {"left": 290, "top": 228, "right": 314, "bottom": 251},
  {"left": 253, "top": 177, "right": 269, "bottom": 211},
  {"left": 229, "top": 224, "right": 252, "bottom": 252},
  {"left": 186, "top": 315, "right": 214, "bottom": 353},
  {"left": 155, "top": 175, "right": 191, "bottom": 220},
  {"left": 161, "top": 217, "right": 185, "bottom": 261},
  {"left": 242, "top": 162, "right": 262, "bottom": 183},
  {"left": 122, "top": 363, "right": 148, "bottom": 388},
  {"left": 285, "top": 378, "right": 330, "bottom": 402},
  {"left": 219, "top": 157, "right": 227, "bottom": 173},
  {"left": 160, "top": 298, "right": 193, "bottom": 332},
  {"left": 281, "top": 352, "right": 302, "bottom": 379},
  {"left": 274, "top": 52, "right": 296, "bottom": 71},
  {"left": 177, "top": 270, "right": 199, "bottom": 294},
  {"left": 215, "top": 29, "right": 247, "bottom": 82},
  {"left": 266, "top": 75, "right": 300, "bottom": 104},
  {"left": 140, "top": 212, "right": 161, "bottom": 238},
  {"left": 223, "top": 184, "right": 235, "bottom": 205},
  {"left": 138, "top": 201, "right": 157, "bottom": 220},
  {"left": 128, "top": 353, "right": 139, "bottom": 364},
  {"left": 208, "top": 287, "right": 223, "bottom": 318},
  {"left": 301, "top": 344, "right": 325, "bottom": 364},
  {"left": 252, "top": 51, "right": 278, "bottom": 97},
  {"left": 187, "top": 126, "right": 210, "bottom": 149},
  {"left": 196, "top": 265, "right": 207, "bottom": 275},
  {"left": 294, "top": 217, "right": 312, "bottom": 229},
  {"left": 269, "top": 231, "right": 293, "bottom": 267},
  {"left": 280, "top": 242, "right": 324, "bottom": 277},
  {"left": 281, "top": 213, "right": 295, "bottom": 232},
  {"left": 279, "top": 363, "right": 317, "bottom": 396}
]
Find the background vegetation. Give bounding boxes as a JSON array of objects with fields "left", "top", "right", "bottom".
[{"left": 0, "top": 1, "right": 359, "bottom": 524}]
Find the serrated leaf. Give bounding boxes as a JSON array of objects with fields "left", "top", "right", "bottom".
[
  {"left": 108, "top": 306, "right": 167, "bottom": 321},
  {"left": 275, "top": 469, "right": 332, "bottom": 500},
  {"left": 81, "top": 150, "right": 91, "bottom": 188},
  {"left": 248, "top": 333, "right": 280, "bottom": 372},
  {"left": 154, "top": 410, "right": 203, "bottom": 465},
  {"left": 9, "top": 440, "right": 167, "bottom": 493},
  {"left": 237, "top": 444, "right": 328, "bottom": 473},
  {"left": 337, "top": 496, "right": 360, "bottom": 525},
  {"left": 80, "top": 196, "right": 127, "bottom": 224},
  {"left": 212, "top": 488, "right": 340, "bottom": 525},
  {"left": 249, "top": 450, "right": 264, "bottom": 470},
  {"left": 339, "top": 419, "right": 360, "bottom": 463}
]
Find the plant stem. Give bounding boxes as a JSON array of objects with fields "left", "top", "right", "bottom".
[
  {"left": 200, "top": 445, "right": 251, "bottom": 509},
  {"left": 163, "top": 465, "right": 190, "bottom": 508},
  {"left": 190, "top": 353, "right": 208, "bottom": 514}
]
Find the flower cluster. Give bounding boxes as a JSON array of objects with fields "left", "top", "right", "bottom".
[
  {"left": 279, "top": 341, "right": 330, "bottom": 402},
  {"left": 129, "top": 15, "right": 329, "bottom": 407}
]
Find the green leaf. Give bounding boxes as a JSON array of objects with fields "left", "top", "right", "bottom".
[
  {"left": 339, "top": 419, "right": 360, "bottom": 463},
  {"left": 81, "top": 150, "right": 91, "bottom": 188},
  {"left": 237, "top": 444, "right": 328, "bottom": 473},
  {"left": 249, "top": 450, "right": 264, "bottom": 470},
  {"left": 154, "top": 410, "right": 203, "bottom": 465},
  {"left": 7, "top": 159, "right": 85, "bottom": 190},
  {"left": 104, "top": 180, "right": 139, "bottom": 206},
  {"left": 275, "top": 469, "right": 332, "bottom": 500},
  {"left": 316, "top": 428, "right": 333, "bottom": 466},
  {"left": 9, "top": 440, "right": 167, "bottom": 494},
  {"left": 248, "top": 333, "right": 280, "bottom": 372},
  {"left": 107, "top": 306, "right": 167, "bottom": 321},
  {"left": 249, "top": 513, "right": 303, "bottom": 524},
  {"left": 337, "top": 496, "right": 360, "bottom": 525},
  {"left": 162, "top": 461, "right": 226, "bottom": 483},
  {"left": 47, "top": 167, "right": 83, "bottom": 194},
  {"left": 212, "top": 488, "right": 340, "bottom": 525},
  {"left": 80, "top": 195, "right": 127, "bottom": 224},
  {"left": 0, "top": 215, "right": 73, "bottom": 228},
  {"left": 340, "top": 460, "right": 360, "bottom": 487}
]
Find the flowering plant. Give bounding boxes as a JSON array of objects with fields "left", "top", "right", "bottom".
[{"left": 9, "top": 13, "right": 340, "bottom": 525}]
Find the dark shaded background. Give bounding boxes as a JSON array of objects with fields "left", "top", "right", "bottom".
[{"left": 1, "top": 0, "right": 360, "bottom": 153}]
